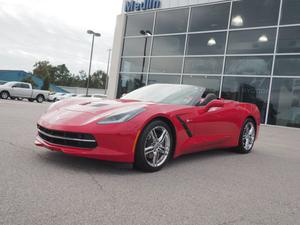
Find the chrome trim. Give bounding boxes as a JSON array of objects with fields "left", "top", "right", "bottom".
[{"left": 38, "top": 129, "right": 96, "bottom": 143}]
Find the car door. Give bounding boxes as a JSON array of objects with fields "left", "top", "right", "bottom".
[
  {"left": 20, "top": 83, "right": 32, "bottom": 98},
  {"left": 182, "top": 100, "right": 237, "bottom": 153},
  {"left": 10, "top": 83, "right": 23, "bottom": 97}
]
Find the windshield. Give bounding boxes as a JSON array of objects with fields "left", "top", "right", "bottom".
[{"left": 121, "top": 84, "right": 206, "bottom": 106}]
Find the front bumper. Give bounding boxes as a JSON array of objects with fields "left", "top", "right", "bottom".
[{"left": 35, "top": 123, "right": 139, "bottom": 163}]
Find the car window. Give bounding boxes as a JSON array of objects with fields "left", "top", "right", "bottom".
[
  {"left": 12, "top": 83, "right": 22, "bottom": 88},
  {"left": 21, "top": 84, "right": 30, "bottom": 89}
]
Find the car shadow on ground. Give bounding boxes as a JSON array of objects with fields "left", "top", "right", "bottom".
[{"left": 35, "top": 148, "right": 237, "bottom": 174}]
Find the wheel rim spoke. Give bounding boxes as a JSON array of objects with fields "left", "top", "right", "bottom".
[
  {"left": 242, "top": 122, "right": 255, "bottom": 151},
  {"left": 144, "top": 126, "right": 171, "bottom": 168}
]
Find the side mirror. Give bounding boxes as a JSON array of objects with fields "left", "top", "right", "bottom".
[{"left": 205, "top": 100, "right": 224, "bottom": 111}]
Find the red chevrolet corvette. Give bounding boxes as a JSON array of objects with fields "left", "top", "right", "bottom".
[{"left": 35, "top": 84, "right": 260, "bottom": 172}]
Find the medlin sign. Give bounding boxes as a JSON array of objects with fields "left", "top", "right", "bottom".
[{"left": 125, "top": 0, "right": 161, "bottom": 12}]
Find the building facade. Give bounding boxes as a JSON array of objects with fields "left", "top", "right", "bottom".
[{"left": 107, "top": 0, "right": 300, "bottom": 128}]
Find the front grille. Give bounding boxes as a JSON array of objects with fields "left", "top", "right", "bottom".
[{"left": 37, "top": 125, "right": 97, "bottom": 149}]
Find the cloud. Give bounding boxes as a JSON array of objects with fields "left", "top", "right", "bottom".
[{"left": 0, "top": 0, "right": 121, "bottom": 74}]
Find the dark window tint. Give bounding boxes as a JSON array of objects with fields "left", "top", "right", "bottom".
[
  {"left": 123, "top": 37, "right": 151, "bottom": 56},
  {"left": 155, "top": 8, "right": 189, "bottom": 34},
  {"left": 277, "top": 26, "right": 300, "bottom": 53},
  {"left": 281, "top": 0, "right": 300, "bottom": 25},
  {"left": 182, "top": 75, "right": 221, "bottom": 96},
  {"left": 231, "top": 0, "right": 280, "bottom": 28},
  {"left": 12, "top": 83, "right": 22, "bottom": 88},
  {"left": 21, "top": 84, "right": 30, "bottom": 89},
  {"left": 268, "top": 78, "right": 300, "bottom": 128},
  {"left": 150, "top": 57, "right": 183, "bottom": 73},
  {"left": 148, "top": 74, "right": 181, "bottom": 85},
  {"left": 117, "top": 73, "right": 146, "bottom": 98},
  {"left": 225, "top": 56, "right": 273, "bottom": 75},
  {"left": 125, "top": 13, "right": 154, "bottom": 36},
  {"left": 227, "top": 29, "right": 276, "bottom": 54},
  {"left": 222, "top": 77, "right": 270, "bottom": 123},
  {"left": 274, "top": 55, "right": 300, "bottom": 76},
  {"left": 187, "top": 32, "right": 226, "bottom": 55},
  {"left": 121, "top": 58, "right": 149, "bottom": 73},
  {"left": 184, "top": 57, "right": 223, "bottom": 74},
  {"left": 189, "top": 3, "right": 230, "bottom": 32},
  {"left": 152, "top": 35, "right": 185, "bottom": 56}
]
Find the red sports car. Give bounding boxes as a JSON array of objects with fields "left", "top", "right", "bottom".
[{"left": 35, "top": 84, "right": 260, "bottom": 172}]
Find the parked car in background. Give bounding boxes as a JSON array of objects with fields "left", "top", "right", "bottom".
[
  {"left": 48, "top": 93, "right": 66, "bottom": 102},
  {"left": 92, "top": 94, "right": 107, "bottom": 98},
  {"left": 60, "top": 93, "right": 77, "bottom": 100},
  {"left": 0, "top": 81, "right": 49, "bottom": 103}
]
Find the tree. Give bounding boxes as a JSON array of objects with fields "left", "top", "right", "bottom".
[
  {"left": 33, "top": 61, "right": 55, "bottom": 82},
  {"left": 41, "top": 71, "right": 50, "bottom": 90},
  {"left": 90, "top": 70, "right": 107, "bottom": 89}
]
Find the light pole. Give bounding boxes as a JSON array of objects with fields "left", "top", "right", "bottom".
[
  {"left": 104, "top": 48, "right": 112, "bottom": 94},
  {"left": 140, "top": 30, "right": 152, "bottom": 84},
  {"left": 86, "top": 30, "right": 101, "bottom": 96}
]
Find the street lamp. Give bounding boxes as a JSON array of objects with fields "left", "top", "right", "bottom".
[
  {"left": 140, "top": 30, "right": 152, "bottom": 83},
  {"left": 104, "top": 48, "right": 112, "bottom": 94},
  {"left": 86, "top": 30, "right": 101, "bottom": 96}
]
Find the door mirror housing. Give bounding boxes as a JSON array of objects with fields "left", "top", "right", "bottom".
[{"left": 205, "top": 100, "right": 224, "bottom": 111}]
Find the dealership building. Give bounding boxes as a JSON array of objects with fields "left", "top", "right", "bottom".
[{"left": 107, "top": 0, "right": 300, "bottom": 128}]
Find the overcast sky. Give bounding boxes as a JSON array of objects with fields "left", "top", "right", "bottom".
[{"left": 0, "top": 0, "right": 122, "bottom": 74}]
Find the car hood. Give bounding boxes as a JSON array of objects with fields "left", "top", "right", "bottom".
[{"left": 40, "top": 99, "right": 153, "bottom": 127}]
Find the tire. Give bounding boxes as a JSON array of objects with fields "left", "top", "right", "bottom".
[
  {"left": 0, "top": 91, "right": 9, "bottom": 100},
  {"left": 28, "top": 98, "right": 34, "bottom": 102},
  {"left": 134, "top": 120, "right": 174, "bottom": 172},
  {"left": 36, "top": 95, "right": 44, "bottom": 103},
  {"left": 235, "top": 118, "right": 256, "bottom": 154}
]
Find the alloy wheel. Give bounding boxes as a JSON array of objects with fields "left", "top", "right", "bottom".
[
  {"left": 242, "top": 122, "right": 255, "bottom": 151},
  {"left": 144, "top": 126, "right": 171, "bottom": 168}
]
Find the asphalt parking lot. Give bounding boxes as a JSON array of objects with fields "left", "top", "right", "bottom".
[{"left": 0, "top": 100, "right": 299, "bottom": 225}]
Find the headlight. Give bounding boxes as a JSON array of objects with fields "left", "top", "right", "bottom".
[{"left": 97, "top": 107, "right": 145, "bottom": 125}]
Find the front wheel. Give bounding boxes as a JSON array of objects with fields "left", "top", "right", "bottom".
[
  {"left": 134, "top": 120, "right": 174, "bottom": 172},
  {"left": 235, "top": 118, "right": 256, "bottom": 154},
  {"left": 36, "top": 95, "right": 44, "bottom": 103}
]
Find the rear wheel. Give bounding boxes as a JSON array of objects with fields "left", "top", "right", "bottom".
[
  {"left": 0, "top": 91, "right": 9, "bottom": 99},
  {"left": 134, "top": 120, "right": 174, "bottom": 172},
  {"left": 36, "top": 95, "right": 44, "bottom": 103},
  {"left": 236, "top": 118, "right": 256, "bottom": 154}
]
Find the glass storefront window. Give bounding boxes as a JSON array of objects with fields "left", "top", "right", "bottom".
[
  {"left": 189, "top": 3, "right": 230, "bottom": 32},
  {"left": 281, "top": 0, "right": 300, "bottom": 25},
  {"left": 117, "top": 73, "right": 147, "bottom": 98},
  {"left": 268, "top": 78, "right": 300, "bottom": 128},
  {"left": 222, "top": 77, "right": 270, "bottom": 123},
  {"left": 125, "top": 13, "right": 154, "bottom": 36},
  {"left": 227, "top": 29, "right": 276, "bottom": 54},
  {"left": 152, "top": 35, "right": 185, "bottom": 56},
  {"left": 122, "top": 37, "right": 151, "bottom": 56},
  {"left": 184, "top": 57, "right": 223, "bottom": 74},
  {"left": 274, "top": 55, "right": 300, "bottom": 76},
  {"left": 225, "top": 56, "right": 273, "bottom": 75},
  {"left": 120, "top": 58, "right": 149, "bottom": 73},
  {"left": 148, "top": 74, "right": 181, "bottom": 85},
  {"left": 182, "top": 75, "right": 221, "bottom": 96},
  {"left": 150, "top": 57, "right": 183, "bottom": 74},
  {"left": 231, "top": 0, "right": 280, "bottom": 29},
  {"left": 187, "top": 32, "right": 226, "bottom": 55},
  {"left": 155, "top": 8, "right": 189, "bottom": 34},
  {"left": 277, "top": 26, "right": 300, "bottom": 53}
]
